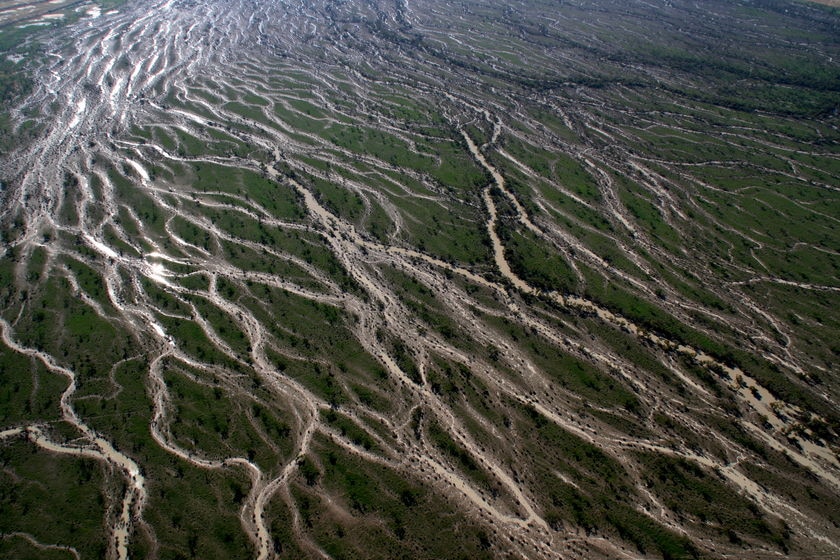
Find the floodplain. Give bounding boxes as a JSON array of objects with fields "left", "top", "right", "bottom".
[{"left": 0, "top": 0, "right": 839, "bottom": 559}]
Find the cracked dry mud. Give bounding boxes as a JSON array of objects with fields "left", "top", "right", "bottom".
[{"left": 0, "top": 0, "right": 839, "bottom": 559}]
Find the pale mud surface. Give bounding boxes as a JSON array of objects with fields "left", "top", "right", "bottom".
[{"left": 0, "top": 0, "right": 839, "bottom": 559}]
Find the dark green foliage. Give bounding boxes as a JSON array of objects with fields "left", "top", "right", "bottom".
[
  {"left": 639, "top": 453, "right": 791, "bottom": 551},
  {"left": 501, "top": 228, "right": 577, "bottom": 293},
  {"left": 0, "top": 350, "right": 65, "bottom": 425},
  {"left": 0, "top": 439, "right": 109, "bottom": 560},
  {"left": 322, "top": 409, "right": 379, "bottom": 453},
  {"left": 164, "top": 366, "right": 295, "bottom": 470},
  {"left": 289, "top": 437, "right": 496, "bottom": 560},
  {"left": 510, "top": 401, "right": 702, "bottom": 559},
  {"left": 427, "top": 419, "right": 495, "bottom": 492}
]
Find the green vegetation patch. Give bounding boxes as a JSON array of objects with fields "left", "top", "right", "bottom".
[
  {"left": 322, "top": 409, "right": 381, "bottom": 454},
  {"left": 163, "top": 362, "right": 295, "bottom": 470},
  {"left": 288, "top": 436, "right": 496, "bottom": 560},
  {"left": 508, "top": 400, "right": 700, "bottom": 558},
  {"left": 141, "top": 460, "right": 254, "bottom": 560},
  {"left": 488, "top": 315, "right": 639, "bottom": 410},
  {"left": 0, "top": 438, "right": 110, "bottom": 560},
  {"left": 638, "top": 453, "right": 791, "bottom": 550},
  {"left": 500, "top": 227, "right": 578, "bottom": 293},
  {"left": 0, "top": 348, "right": 66, "bottom": 425},
  {"left": 427, "top": 418, "right": 496, "bottom": 495}
]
